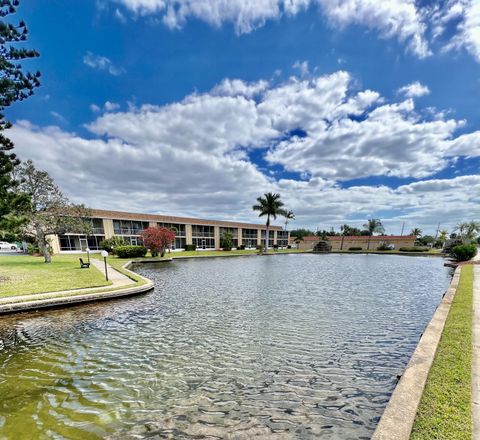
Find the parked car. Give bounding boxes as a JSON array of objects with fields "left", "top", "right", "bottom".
[{"left": 0, "top": 241, "right": 17, "bottom": 250}]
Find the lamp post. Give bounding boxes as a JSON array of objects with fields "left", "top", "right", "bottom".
[
  {"left": 86, "top": 247, "right": 90, "bottom": 265},
  {"left": 101, "top": 250, "right": 109, "bottom": 281}
]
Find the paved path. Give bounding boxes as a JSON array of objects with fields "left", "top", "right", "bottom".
[
  {"left": 0, "top": 260, "right": 134, "bottom": 306},
  {"left": 473, "top": 263, "right": 480, "bottom": 440},
  {"left": 90, "top": 259, "right": 132, "bottom": 286}
]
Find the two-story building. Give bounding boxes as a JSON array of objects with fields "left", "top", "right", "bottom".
[{"left": 50, "top": 209, "right": 289, "bottom": 253}]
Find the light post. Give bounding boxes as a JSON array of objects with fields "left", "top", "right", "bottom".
[
  {"left": 86, "top": 247, "right": 90, "bottom": 265},
  {"left": 101, "top": 250, "right": 109, "bottom": 281}
]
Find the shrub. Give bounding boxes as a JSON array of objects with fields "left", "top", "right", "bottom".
[
  {"left": 100, "top": 236, "right": 128, "bottom": 254},
  {"left": 184, "top": 244, "right": 196, "bottom": 251},
  {"left": 348, "top": 247, "right": 362, "bottom": 251},
  {"left": 377, "top": 243, "right": 391, "bottom": 251},
  {"left": 114, "top": 245, "right": 147, "bottom": 258},
  {"left": 450, "top": 244, "right": 477, "bottom": 262},
  {"left": 399, "top": 246, "right": 430, "bottom": 252},
  {"left": 237, "top": 244, "right": 245, "bottom": 250}
]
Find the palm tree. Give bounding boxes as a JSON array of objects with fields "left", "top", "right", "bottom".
[
  {"left": 410, "top": 228, "right": 422, "bottom": 237},
  {"left": 455, "top": 221, "right": 480, "bottom": 242},
  {"left": 253, "top": 192, "right": 286, "bottom": 252},
  {"left": 283, "top": 210, "right": 295, "bottom": 231},
  {"left": 363, "top": 218, "right": 385, "bottom": 250}
]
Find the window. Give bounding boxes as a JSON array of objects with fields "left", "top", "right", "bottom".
[
  {"left": 277, "top": 230, "right": 289, "bottom": 248},
  {"left": 261, "top": 230, "right": 275, "bottom": 248},
  {"left": 242, "top": 228, "right": 258, "bottom": 248},
  {"left": 157, "top": 223, "right": 186, "bottom": 237},
  {"left": 59, "top": 235, "right": 105, "bottom": 251},
  {"left": 91, "top": 218, "right": 104, "bottom": 234},
  {"left": 113, "top": 220, "right": 149, "bottom": 235},
  {"left": 192, "top": 225, "right": 214, "bottom": 238}
]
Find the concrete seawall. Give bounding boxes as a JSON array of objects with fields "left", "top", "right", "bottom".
[{"left": 372, "top": 266, "right": 461, "bottom": 439}]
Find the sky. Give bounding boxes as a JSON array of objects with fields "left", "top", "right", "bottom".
[{"left": 5, "top": 0, "right": 480, "bottom": 234}]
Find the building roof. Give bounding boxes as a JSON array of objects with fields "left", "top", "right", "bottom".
[
  {"left": 291, "top": 235, "right": 416, "bottom": 242},
  {"left": 92, "top": 209, "right": 284, "bottom": 230}
]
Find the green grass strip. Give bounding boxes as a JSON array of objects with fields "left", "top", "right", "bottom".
[{"left": 411, "top": 264, "right": 473, "bottom": 440}]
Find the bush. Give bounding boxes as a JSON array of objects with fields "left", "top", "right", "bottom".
[
  {"left": 237, "top": 244, "right": 245, "bottom": 250},
  {"left": 100, "top": 236, "right": 128, "bottom": 254},
  {"left": 399, "top": 246, "right": 430, "bottom": 252},
  {"left": 184, "top": 244, "right": 196, "bottom": 251},
  {"left": 377, "top": 243, "right": 391, "bottom": 251},
  {"left": 450, "top": 244, "right": 477, "bottom": 262},
  {"left": 114, "top": 245, "right": 147, "bottom": 258},
  {"left": 348, "top": 247, "right": 362, "bottom": 251}
]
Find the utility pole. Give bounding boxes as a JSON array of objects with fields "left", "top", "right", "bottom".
[
  {"left": 400, "top": 222, "right": 405, "bottom": 236},
  {"left": 434, "top": 222, "right": 440, "bottom": 241}
]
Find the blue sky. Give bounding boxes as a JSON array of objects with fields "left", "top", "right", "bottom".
[{"left": 7, "top": 0, "right": 480, "bottom": 234}]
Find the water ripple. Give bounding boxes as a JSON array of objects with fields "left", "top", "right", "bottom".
[{"left": 0, "top": 254, "right": 450, "bottom": 439}]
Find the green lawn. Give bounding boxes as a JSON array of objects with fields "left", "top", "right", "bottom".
[
  {"left": 0, "top": 254, "right": 111, "bottom": 297},
  {"left": 410, "top": 264, "right": 473, "bottom": 439}
]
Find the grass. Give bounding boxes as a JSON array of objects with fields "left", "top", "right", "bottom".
[
  {"left": 410, "top": 264, "right": 473, "bottom": 440},
  {"left": 0, "top": 254, "right": 111, "bottom": 298}
]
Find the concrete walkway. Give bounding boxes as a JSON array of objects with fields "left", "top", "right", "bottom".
[
  {"left": 0, "top": 259, "right": 135, "bottom": 306},
  {"left": 473, "top": 263, "right": 480, "bottom": 440}
]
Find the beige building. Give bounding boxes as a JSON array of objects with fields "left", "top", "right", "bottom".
[
  {"left": 292, "top": 235, "right": 417, "bottom": 251},
  {"left": 50, "top": 209, "right": 289, "bottom": 253}
]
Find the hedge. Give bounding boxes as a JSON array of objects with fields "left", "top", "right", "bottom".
[
  {"left": 399, "top": 246, "right": 430, "bottom": 252},
  {"left": 114, "top": 245, "right": 147, "bottom": 258},
  {"left": 184, "top": 244, "right": 196, "bottom": 251},
  {"left": 348, "top": 247, "right": 362, "bottom": 251}
]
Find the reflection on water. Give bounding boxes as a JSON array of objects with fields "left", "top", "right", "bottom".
[{"left": 0, "top": 254, "right": 450, "bottom": 439}]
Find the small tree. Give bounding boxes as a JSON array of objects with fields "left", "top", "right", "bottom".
[
  {"left": 220, "top": 231, "right": 233, "bottom": 250},
  {"left": 363, "top": 218, "right": 385, "bottom": 250},
  {"left": 140, "top": 226, "right": 176, "bottom": 257},
  {"left": 18, "top": 160, "right": 91, "bottom": 263}
]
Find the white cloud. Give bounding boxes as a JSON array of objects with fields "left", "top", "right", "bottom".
[
  {"left": 83, "top": 52, "right": 125, "bottom": 76},
  {"left": 442, "top": 0, "right": 480, "bottom": 61},
  {"left": 113, "top": 0, "right": 430, "bottom": 57},
  {"left": 9, "top": 70, "right": 480, "bottom": 232},
  {"left": 50, "top": 111, "right": 66, "bottom": 123},
  {"left": 108, "top": 0, "right": 480, "bottom": 63},
  {"left": 211, "top": 79, "right": 269, "bottom": 98},
  {"left": 397, "top": 81, "right": 431, "bottom": 98},
  {"left": 104, "top": 101, "right": 121, "bottom": 111},
  {"left": 90, "top": 104, "right": 101, "bottom": 113},
  {"left": 293, "top": 60, "right": 309, "bottom": 76},
  {"left": 317, "top": 0, "right": 431, "bottom": 58}
]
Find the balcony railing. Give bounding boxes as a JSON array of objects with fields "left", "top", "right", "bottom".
[
  {"left": 114, "top": 228, "right": 145, "bottom": 235},
  {"left": 91, "top": 227, "right": 105, "bottom": 235}
]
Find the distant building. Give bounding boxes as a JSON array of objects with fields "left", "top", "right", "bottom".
[
  {"left": 49, "top": 209, "right": 289, "bottom": 253},
  {"left": 292, "top": 235, "right": 416, "bottom": 251}
]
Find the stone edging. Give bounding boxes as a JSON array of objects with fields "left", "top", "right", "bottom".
[
  {"left": 0, "top": 261, "right": 154, "bottom": 315},
  {"left": 372, "top": 266, "right": 461, "bottom": 440}
]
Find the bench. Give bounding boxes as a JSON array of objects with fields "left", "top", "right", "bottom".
[{"left": 79, "top": 258, "right": 90, "bottom": 269}]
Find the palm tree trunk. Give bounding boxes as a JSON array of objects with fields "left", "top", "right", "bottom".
[
  {"left": 265, "top": 215, "right": 270, "bottom": 253},
  {"left": 340, "top": 234, "right": 345, "bottom": 250}
]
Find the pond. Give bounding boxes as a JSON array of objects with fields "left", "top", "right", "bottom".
[{"left": 0, "top": 254, "right": 451, "bottom": 439}]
